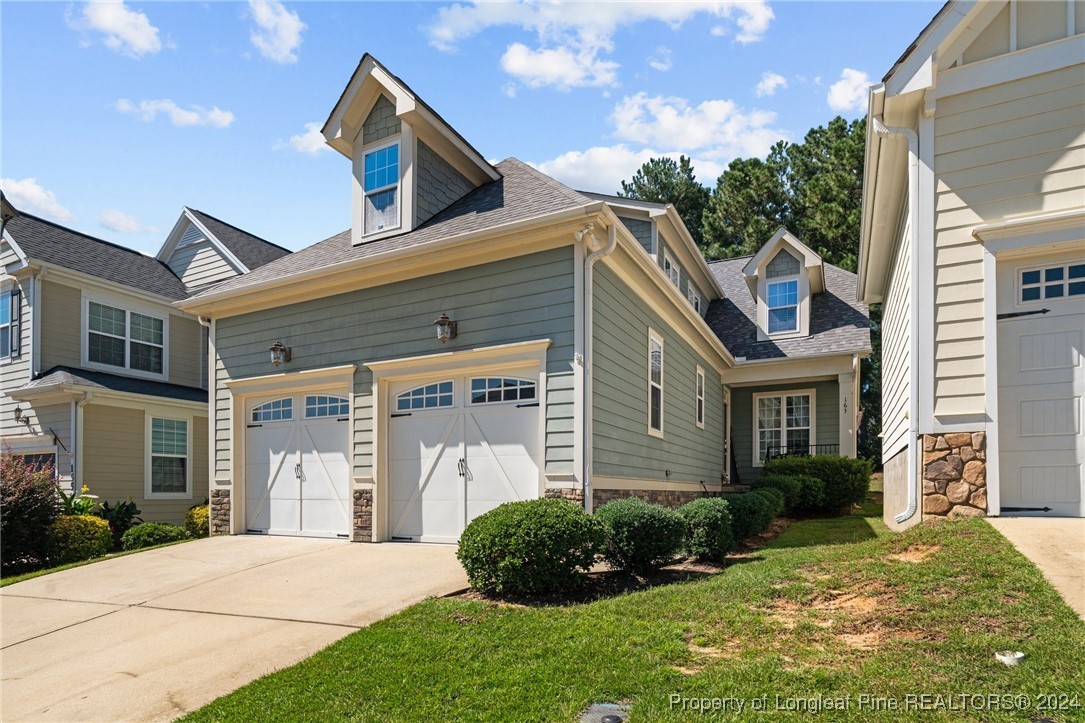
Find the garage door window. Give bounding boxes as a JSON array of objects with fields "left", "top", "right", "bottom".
[
  {"left": 470, "top": 377, "right": 536, "bottom": 405},
  {"left": 252, "top": 398, "right": 292, "bottom": 422},
  {"left": 1020, "top": 263, "right": 1085, "bottom": 302},
  {"left": 397, "top": 381, "right": 454, "bottom": 411},
  {"left": 306, "top": 395, "right": 349, "bottom": 418}
]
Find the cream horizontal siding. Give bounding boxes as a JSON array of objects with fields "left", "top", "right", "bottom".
[
  {"left": 1, "top": 277, "right": 33, "bottom": 437},
  {"left": 169, "top": 317, "right": 204, "bottom": 389},
  {"left": 39, "top": 279, "right": 81, "bottom": 369},
  {"left": 1, "top": 239, "right": 21, "bottom": 266},
  {"left": 932, "top": 61, "right": 1085, "bottom": 417},
  {"left": 168, "top": 241, "right": 238, "bottom": 288},
  {"left": 591, "top": 264, "right": 725, "bottom": 484},
  {"left": 213, "top": 247, "right": 576, "bottom": 480},
  {"left": 881, "top": 215, "right": 911, "bottom": 461}
]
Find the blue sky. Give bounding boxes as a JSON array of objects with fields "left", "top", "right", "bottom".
[{"left": 1, "top": 1, "right": 942, "bottom": 255}]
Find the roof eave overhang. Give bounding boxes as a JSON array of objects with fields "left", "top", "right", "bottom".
[{"left": 8, "top": 382, "right": 206, "bottom": 410}]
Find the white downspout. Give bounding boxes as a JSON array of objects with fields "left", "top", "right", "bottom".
[
  {"left": 873, "top": 116, "right": 921, "bottom": 525},
  {"left": 73, "top": 392, "right": 93, "bottom": 493},
  {"left": 198, "top": 316, "right": 215, "bottom": 504},
  {"left": 579, "top": 222, "right": 617, "bottom": 513}
]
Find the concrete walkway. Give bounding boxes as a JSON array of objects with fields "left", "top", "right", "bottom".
[
  {"left": 986, "top": 517, "right": 1085, "bottom": 621},
  {"left": 1, "top": 536, "right": 467, "bottom": 722}
]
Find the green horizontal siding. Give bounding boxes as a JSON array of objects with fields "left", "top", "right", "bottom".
[
  {"left": 592, "top": 264, "right": 724, "bottom": 485},
  {"left": 730, "top": 379, "right": 840, "bottom": 484},
  {"left": 215, "top": 247, "right": 576, "bottom": 479}
]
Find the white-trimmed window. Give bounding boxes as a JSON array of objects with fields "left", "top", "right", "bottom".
[
  {"left": 648, "top": 329, "right": 664, "bottom": 436},
  {"left": 147, "top": 416, "right": 190, "bottom": 498},
  {"left": 396, "top": 381, "right": 454, "bottom": 411},
  {"left": 1020, "top": 262, "right": 1085, "bottom": 303},
  {"left": 687, "top": 287, "right": 701, "bottom": 314},
  {"left": 663, "top": 250, "right": 681, "bottom": 288},
  {"left": 1, "top": 289, "right": 20, "bottom": 359},
  {"left": 86, "top": 299, "right": 166, "bottom": 376},
  {"left": 470, "top": 377, "right": 536, "bottom": 405},
  {"left": 363, "top": 141, "right": 400, "bottom": 235},
  {"left": 695, "top": 366, "right": 705, "bottom": 429},
  {"left": 767, "top": 279, "right": 799, "bottom": 333},
  {"left": 252, "top": 397, "right": 293, "bottom": 422},
  {"left": 305, "top": 395, "right": 349, "bottom": 418},
  {"left": 753, "top": 390, "right": 814, "bottom": 466}
]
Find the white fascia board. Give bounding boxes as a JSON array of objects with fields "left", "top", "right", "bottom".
[
  {"left": 884, "top": 0, "right": 978, "bottom": 96},
  {"left": 154, "top": 211, "right": 192, "bottom": 262},
  {"left": 654, "top": 207, "right": 724, "bottom": 298},
  {"left": 2, "top": 227, "right": 28, "bottom": 264},
  {"left": 181, "top": 208, "right": 250, "bottom": 274}
]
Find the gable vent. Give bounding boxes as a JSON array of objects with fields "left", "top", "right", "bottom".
[{"left": 177, "top": 224, "right": 206, "bottom": 248}]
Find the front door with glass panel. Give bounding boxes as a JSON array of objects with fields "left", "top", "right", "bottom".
[
  {"left": 388, "top": 375, "right": 541, "bottom": 543},
  {"left": 245, "top": 393, "right": 351, "bottom": 538}
]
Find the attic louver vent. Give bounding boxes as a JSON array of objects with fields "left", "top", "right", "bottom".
[{"left": 177, "top": 224, "right": 206, "bottom": 249}]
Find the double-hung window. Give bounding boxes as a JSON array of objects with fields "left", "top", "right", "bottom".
[
  {"left": 148, "top": 416, "right": 190, "bottom": 497},
  {"left": 754, "top": 391, "right": 813, "bottom": 465},
  {"left": 663, "top": 250, "right": 681, "bottom": 288},
  {"left": 0, "top": 289, "right": 20, "bottom": 359},
  {"left": 363, "top": 142, "right": 399, "bottom": 235},
  {"left": 87, "top": 300, "right": 165, "bottom": 375},
  {"left": 648, "top": 330, "right": 664, "bottom": 436},
  {"left": 688, "top": 287, "right": 701, "bottom": 313},
  {"left": 767, "top": 280, "right": 798, "bottom": 333}
]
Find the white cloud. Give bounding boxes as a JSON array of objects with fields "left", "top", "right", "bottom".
[
  {"left": 67, "top": 1, "right": 163, "bottom": 58},
  {"left": 427, "top": 1, "right": 773, "bottom": 90},
  {"left": 248, "top": 0, "right": 305, "bottom": 64},
  {"left": 827, "top": 67, "right": 871, "bottom": 113},
  {"left": 755, "top": 71, "right": 787, "bottom": 97},
  {"left": 99, "top": 209, "right": 158, "bottom": 233},
  {"left": 0, "top": 178, "right": 73, "bottom": 222},
  {"left": 276, "top": 122, "right": 330, "bottom": 154},
  {"left": 647, "top": 46, "right": 672, "bottom": 72},
  {"left": 117, "top": 99, "right": 235, "bottom": 128}
]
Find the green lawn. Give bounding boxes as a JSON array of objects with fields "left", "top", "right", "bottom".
[
  {"left": 0, "top": 539, "right": 194, "bottom": 587},
  {"left": 185, "top": 497, "right": 1085, "bottom": 722}
]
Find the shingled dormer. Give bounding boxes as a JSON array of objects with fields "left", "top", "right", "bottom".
[
  {"left": 742, "top": 228, "right": 826, "bottom": 342},
  {"left": 321, "top": 54, "right": 501, "bottom": 246}
]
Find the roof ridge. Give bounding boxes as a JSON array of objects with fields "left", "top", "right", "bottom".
[{"left": 187, "top": 208, "right": 292, "bottom": 254}]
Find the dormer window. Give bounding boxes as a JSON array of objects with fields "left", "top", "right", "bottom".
[
  {"left": 363, "top": 141, "right": 400, "bottom": 235},
  {"left": 767, "top": 279, "right": 798, "bottom": 333},
  {"left": 742, "top": 229, "right": 824, "bottom": 342}
]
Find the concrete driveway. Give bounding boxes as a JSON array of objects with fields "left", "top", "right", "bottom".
[
  {"left": 1, "top": 536, "right": 467, "bottom": 722},
  {"left": 986, "top": 517, "right": 1085, "bottom": 621}
]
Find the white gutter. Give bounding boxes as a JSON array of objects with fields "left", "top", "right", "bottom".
[
  {"left": 579, "top": 222, "right": 617, "bottom": 513},
  {"left": 872, "top": 116, "right": 921, "bottom": 525}
]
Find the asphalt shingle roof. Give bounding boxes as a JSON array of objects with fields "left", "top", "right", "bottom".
[
  {"left": 18, "top": 366, "right": 207, "bottom": 403},
  {"left": 188, "top": 158, "right": 594, "bottom": 298},
  {"left": 706, "top": 257, "right": 871, "bottom": 361},
  {"left": 5, "top": 213, "right": 190, "bottom": 300},
  {"left": 187, "top": 209, "right": 291, "bottom": 271}
]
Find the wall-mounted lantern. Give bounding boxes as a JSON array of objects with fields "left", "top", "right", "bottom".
[
  {"left": 433, "top": 313, "right": 457, "bottom": 343},
  {"left": 13, "top": 406, "right": 30, "bottom": 428},
  {"left": 269, "top": 340, "right": 291, "bottom": 367}
]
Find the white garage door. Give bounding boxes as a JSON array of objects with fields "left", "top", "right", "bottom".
[
  {"left": 997, "top": 256, "right": 1084, "bottom": 517},
  {"left": 245, "top": 393, "right": 352, "bottom": 537},
  {"left": 388, "top": 375, "right": 541, "bottom": 543}
]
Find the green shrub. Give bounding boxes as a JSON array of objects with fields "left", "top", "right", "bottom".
[
  {"left": 677, "top": 498, "right": 734, "bottom": 564},
  {"left": 763, "top": 455, "right": 872, "bottom": 512},
  {"left": 750, "top": 487, "right": 785, "bottom": 518},
  {"left": 44, "top": 515, "right": 112, "bottom": 565},
  {"left": 184, "top": 504, "right": 210, "bottom": 539},
  {"left": 121, "top": 522, "right": 189, "bottom": 550},
  {"left": 457, "top": 498, "right": 601, "bottom": 595},
  {"left": 95, "top": 499, "right": 143, "bottom": 548},
  {"left": 751, "top": 475, "right": 802, "bottom": 512},
  {"left": 595, "top": 497, "right": 686, "bottom": 574},
  {"left": 726, "top": 493, "right": 775, "bottom": 542},
  {"left": 793, "top": 474, "right": 827, "bottom": 512},
  {"left": 1, "top": 452, "right": 60, "bottom": 573}
]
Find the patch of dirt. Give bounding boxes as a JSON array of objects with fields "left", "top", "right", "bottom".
[
  {"left": 673, "top": 636, "right": 743, "bottom": 674},
  {"left": 888, "top": 544, "right": 941, "bottom": 563}
]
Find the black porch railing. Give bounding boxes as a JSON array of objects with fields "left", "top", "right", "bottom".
[{"left": 765, "top": 443, "right": 841, "bottom": 461}]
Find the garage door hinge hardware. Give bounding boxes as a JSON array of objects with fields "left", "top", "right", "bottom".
[
  {"left": 391, "top": 412, "right": 412, "bottom": 418},
  {"left": 337, "top": 417, "right": 350, "bottom": 422},
  {"left": 997, "top": 308, "right": 1049, "bottom": 320},
  {"left": 516, "top": 402, "right": 540, "bottom": 408},
  {"left": 247, "top": 423, "right": 263, "bottom": 428},
  {"left": 1000, "top": 506, "right": 1053, "bottom": 512},
  {"left": 337, "top": 534, "right": 349, "bottom": 538},
  {"left": 246, "top": 529, "right": 266, "bottom": 534}
]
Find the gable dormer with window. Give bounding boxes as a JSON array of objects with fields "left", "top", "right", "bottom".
[
  {"left": 743, "top": 228, "right": 825, "bottom": 342},
  {"left": 321, "top": 54, "right": 502, "bottom": 247}
]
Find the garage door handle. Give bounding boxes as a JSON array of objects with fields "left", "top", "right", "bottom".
[
  {"left": 457, "top": 458, "right": 465, "bottom": 477},
  {"left": 295, "top": 463, "right": 302, "bottom": 480}
]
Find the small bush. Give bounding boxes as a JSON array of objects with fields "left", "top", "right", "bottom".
[
  {"left": 763, "top": 455, "right": 872, "bottom": 512},
  {"left": 751, "top": 475, "right": 802, "bottom": 512},
  {"left": 1, "top": 452, "right": 60, "bottom": 573},
  {"left": 44, "top": 515, "right": 112, "bottom": 565},
  {"left": 750, "top": 487, "right": 785, "bottom": 518},
  {"left": 184, "top": 504, "right": 210, "bottom": 539},
  {"left": 121, "top": 522, "right": 189, "bottom": 551},
  {"left": 792, "top": 474, "right": 827, "bottom": 512},
  {"left": 726, "top": 493, "right": 775, "bottom": 542},
  {"left": 677, "top": 498, "right": 734, "bottom": 564},
  {"left": 457, "top": 498, "right": 601, "bottom": 595},
  {"left": 95, "top": 499, "right": 143, "bottom": 548},
  {"left": 595, "top": 497, "right": 686, "bottom": 574}
]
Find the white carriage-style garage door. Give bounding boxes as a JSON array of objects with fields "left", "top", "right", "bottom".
[
  {"left": 245, "top": 393, "right": 352, "bottom": 537},
  {"left": 997, "top": 255, "right": 1085, "bottom": 517},
  {"left": 388, "top": 374, "right": 541, "bottom": 543}
]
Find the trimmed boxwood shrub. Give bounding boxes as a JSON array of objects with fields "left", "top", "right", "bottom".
[
  {"left": 677, "top": 498, "right": 734, "bottom": 564},
  {"left": 1, "top": 452, "right": 60, "bottom": 573},
  {"left": 457, "top": 498, "right": 601, "bottom": 595},
  {"left": 121, "top": 522, "right": 189, "bottom": 550},
  {"left": 750, "top": 487, "right": 785, "bottom": 518},
  {"left": 595, "top": 497, "right": 686, "bottom": 574},
  {"left": 763, "top": 455, "right": 872, "bottom": 512},
  {"left": 184, "top": 504, "right": 210, "bottom": 539},
  {"left": 726, "top": 492, "right": 775, "bottom": 542},
  {"left": 751, "top": 475, "right": 802, "bottom": 512},
  {"left": 44, "top": 515, "right": 112, "bottom": 565}
]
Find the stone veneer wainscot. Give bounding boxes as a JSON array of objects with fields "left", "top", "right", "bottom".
[{"left": 922, "top": 432, "right": 987, "bottom": 518}]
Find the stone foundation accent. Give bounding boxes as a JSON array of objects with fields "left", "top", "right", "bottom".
[
  {"left": 210, "top": 488, "right": 231, "bottom": 536},
  {"left": 922, "top": 432, "right": 987, "bottom": 518},
  {"left": 544, "top": 487, "right": 584, "bottom": 504},
  {"left": 591, "top": 487, "right": 718, "bottom": 512},
  {"left": 353, "top": 489, "right": 374, "bottom": 542}
]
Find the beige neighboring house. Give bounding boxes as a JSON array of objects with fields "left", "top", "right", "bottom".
[
  {"left": 859, "top": 0, "right": 1084, "bottom": 529},
  {"left": 0, "top": 201, "right": 289, "bottom": 524}
]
